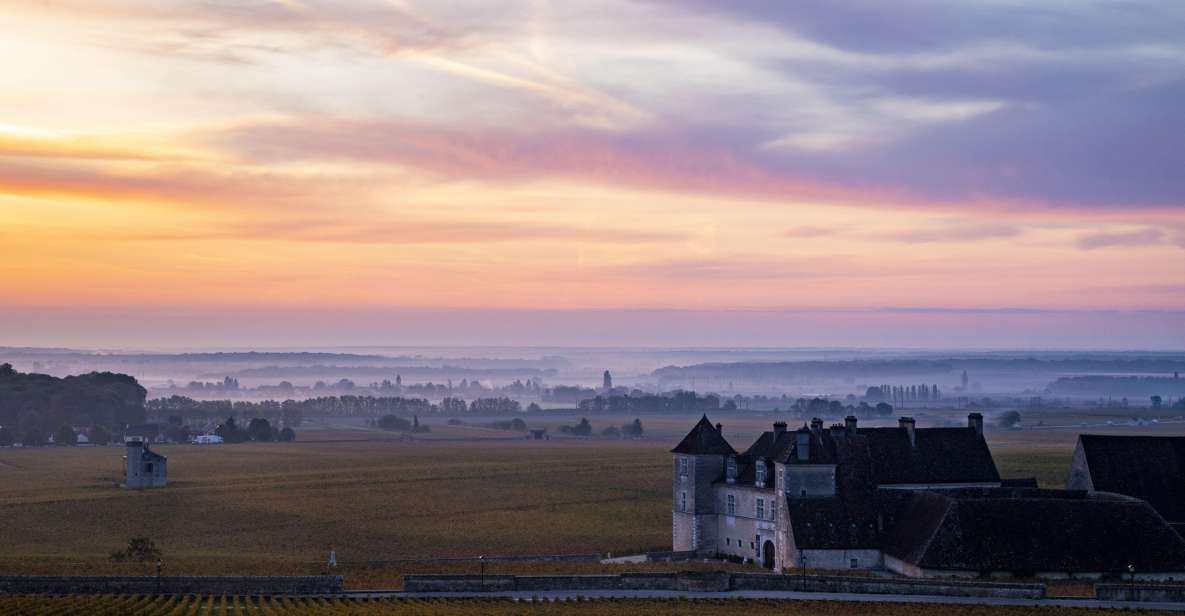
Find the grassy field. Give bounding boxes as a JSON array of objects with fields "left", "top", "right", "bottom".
[
  {"left": 1, "top": 409, "right": 1182, "bottom": 590},
  {"left": 0, "top": 595, "right": 1178, "bottom": 616}
]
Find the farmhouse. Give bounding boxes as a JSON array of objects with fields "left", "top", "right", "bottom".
[
  {"left": 673, "top": 415, "right": 1185, "bottom": 579},
  {"left": 1067, "top": 434, "right": 1185, "bottom": 534},
  {"left": 124, "top": 440, "right": 167, "bottom": 489}
]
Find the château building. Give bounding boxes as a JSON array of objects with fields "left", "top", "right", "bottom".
[{"left": 673, "top": 414, "right": 1185, "bottom": 578}]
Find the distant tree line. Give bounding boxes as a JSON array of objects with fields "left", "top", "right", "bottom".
[
  {"left": 149, "top": 394, "right": 530, "bottom": 420},
  {"left": 0, "top": 364, "right": 146, "bottom": 446},
  {"left": 578, "top": 391, "right": 720, "bottom": 414}
]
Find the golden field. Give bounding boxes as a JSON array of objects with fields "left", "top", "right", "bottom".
[{"left": 0, "top": 409, "right": 1180, "bottom": 590}]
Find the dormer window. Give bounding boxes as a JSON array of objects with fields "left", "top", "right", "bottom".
[
  {"left": 726, "top": 456, "right": 738, "bottom": 484},
  {"left": 755, "top": 461, "right": 766, "bottom": 487}
]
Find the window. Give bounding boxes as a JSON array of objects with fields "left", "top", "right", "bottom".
[
  {"left": 771, "top": 501, "right": 776, "bottom": 520},
  {"left": 726, "top": 538, "right": 731, "bottom": 546},
  {"left": 726, "top": 457, "right": 737, "bottom": 482},
  {"left": 726, "top": 494, "right": 736, "bottom": 515},
  {"left": 680, "top": 491, "right": 687, "bottom": 512},
  {"left": 850, "top": 558, "right": 859, "bottom": 569},
  {"left": 755, "top": 462, "right": 766, "bottom": 485},
  {"left": 679, "top": 457, "right": 688, "bottom": 476},
  {"left": 801, "top": 489, "right": 807, "bottom": 497},
  {"left": 756, "top": 498, "right": 765, "bottom": 519},
  {"left": 145, "top": 463, "right": 153, "bottom": 473}
]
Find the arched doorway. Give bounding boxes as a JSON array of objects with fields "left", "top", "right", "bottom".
[{"left": 762, "top": 540, "right": 775, "bottom": 569}]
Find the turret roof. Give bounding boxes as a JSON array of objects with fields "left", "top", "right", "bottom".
[{"left": 671, "top": 415, "right": 736, "bottom": 455}]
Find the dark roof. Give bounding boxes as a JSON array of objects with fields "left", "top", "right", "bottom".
[
  {"left": 129, "top": 441, "right": 167, "bottom": 461},
  {"left": 786, "top": 496, "right": 880, "bottom": 550},
  {"left": 860, "top": 426, "right": 1000, "bottom": 485},
  {"left": 882, "top": 488, "right": 1185, "bottom": 573},
  {"left": 670, "top": 415, "right": 736, "bottom": 456},
  {"left": 1077, "top": 434, "right": 1185, "bottom": 522},
  {"left": 1000, "top": 477, "right": 1039, "bottom": 488},
  {"left": 742, "top": 429, "right": 796, "bottom": 461}
]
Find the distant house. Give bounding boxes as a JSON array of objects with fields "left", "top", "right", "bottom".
[
  {"left": 1068, "top": 434, "right": 1185, "bottom": 533},
  {"left": 527, "top": 429, "right": 548, "bottom": 440},
  {"left": 193, "top": 434, "right": 223, "bottom": 445},
  {"left": 123, "top": 440, "right": 167, "bottom": 489}
]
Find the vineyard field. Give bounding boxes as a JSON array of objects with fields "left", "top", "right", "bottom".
[{"left": 0, "top": 595, "right": 1172, "bottom": 616}]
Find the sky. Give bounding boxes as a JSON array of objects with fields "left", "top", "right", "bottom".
[{"left": 1, "top": 0, "right": 1183, "bottom": 349}]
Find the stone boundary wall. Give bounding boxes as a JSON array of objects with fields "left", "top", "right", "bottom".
[
  {"left": 0, "top": 576, "right": 343, "bottom": 595},
  {"left": 732, "top": 573, "right": 1045, "bottom": 599},
  {"left": 1096, "top": 584, "right": 1185, "bottom": 602},
  {"left": 404, "top": 572, "right": 1044, "bottom": 599}
]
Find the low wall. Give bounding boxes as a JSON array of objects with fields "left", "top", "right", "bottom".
[
  {"left": 1097, "top": 584, "right": 1185, "bottom": 602},
  {"left": 405, "top": 572, "right": 1042, "bottom": 598},
  {"left": 0, "top": 576, "right": 343, "bottom": 595},
  {"left": 406, "top": 572, "right": 732, "bottom": 593},
  {"left": 732, "top": 573, "right": 1045, "bottom": 599}
]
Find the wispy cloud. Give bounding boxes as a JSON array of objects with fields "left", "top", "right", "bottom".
[
  {"left": 879, "top": 222, "right": 1021, "bottom": 244},
  {"left": 1076, "top": 228, "right": 1167, "bottom": 250}
]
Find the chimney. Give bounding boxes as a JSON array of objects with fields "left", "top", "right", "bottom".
[
  {"left": 810, "top": 417, "right": 823, "bottom": 436},
  {"left": 773, "top": 421, "right": 787, "bottom": 435},
  {"left": 795, "top": 430, "right": 810, "bottom": 462},
  {"left": 899, "top": 417, "right": 916, "bottom": 448},
  {"left": 968, "top": 412, "right": 984, "bottom": 436},
  {"left": 845, "top": 415, "right": 858, "bottom": 434},
  {"left": 715, "top": 423, "right": 723, "bottom": 436},
  {"left": 829, "top": 424, "right": 846, "bottom": 441}
]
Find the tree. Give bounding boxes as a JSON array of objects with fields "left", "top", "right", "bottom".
[
  {"left": 526, "top": 402, "right": 542, "bottom": 413},
  {"left": 601, "top": 425, "right": 621, "bottom": 437},
  {"left": 88, "top": 425, "right": 111, "bottom": 446},
  {"left": 247, "top": 417, "right": 275, "bottom": 442},
  {"left": 377, "top": 415, "right": 411, "bottom": 432},
  {"left": 110, "top": 537, "right": 161, "bottom": 563},
  {"left": 22, "top": 428, "right": 46, "bottom": 446},
  {"left": 278, "top": 427, "right": 296, "bottom": 442},
  {"left": 998, "top": 410, "right": 1022, "bottom": 430},
  {"left": 1152, "top": 395, "right": 1163, "bottom": 409},
  {"left": 874, "top": 402, "right": 893, "bottom": 416},
  {"left": 0, "top": 426, "right": 13, "bottom": 446},
  {"left": 215, "top": 417, "right": 247, "bottom": 443},
  {"left": 622, "top": 418, "right": 644, "bottom": 437},
  {"left": 54, "top": 424, "right": 78, "bottom": 446},
  {"left": 572, "top": 417, "right": 592, "bottom": 437}
]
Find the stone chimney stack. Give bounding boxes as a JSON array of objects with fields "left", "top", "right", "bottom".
[
  {"left": 809, "top": 417, "right": 823, "bottom": 436},
  {"left": 968, "top": 412, "right": 984, "bottom": 436},
  {"left": 796, "top": 430, "right": 810, "bottom": 462},
  {"left": 773, "top": 421, "right": 787, "bottom": 435},
  {"left": 899, "top": 417, "right": 916, "bottom": 448},
  {"left": 715, "top": 423, "right": 723, "bottom": 436},
  {"left": 845, "top": 415, "right": 858, "bottom": 434}
]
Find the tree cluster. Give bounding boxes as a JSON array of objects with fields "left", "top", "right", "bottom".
[{"left": 0, "top": 364, "right": 146, "bottom": 445}]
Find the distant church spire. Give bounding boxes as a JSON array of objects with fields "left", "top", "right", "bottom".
[{"left": 603, "top": 370, "right": 613, "bottom": 391}]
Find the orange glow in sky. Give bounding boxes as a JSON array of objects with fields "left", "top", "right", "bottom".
[{"left": 1, "top": 1, "right": 1183, "bottom": 348}]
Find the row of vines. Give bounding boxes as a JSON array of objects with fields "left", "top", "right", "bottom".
[{"left": 0, "top": 595, "right": 1126, "bottom": 616}]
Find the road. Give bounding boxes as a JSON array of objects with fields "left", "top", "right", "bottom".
[{"left": 340, "top": 588, "right": 1185, "bottom": 611}]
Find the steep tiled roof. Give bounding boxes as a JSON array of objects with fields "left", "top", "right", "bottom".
[
  {"left": 742, "top": 430, "right": 796, "bottom": 461},
  {"left": 860, "top": 427, "right": 1000, "bottom": 485},
  {"left": 670, "top": 415, "right": 736, "bottom": 456},
  {"left": 1076, "top": 434, "right": 1185, "bottom": 523},
  {"left": 882, "top": 488, "right": 1185, "bottom": 574}
]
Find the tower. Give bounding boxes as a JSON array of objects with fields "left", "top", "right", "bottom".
[
  {"left": 602, "top": 370, "right": 613, "bottom": 391},
  {"left": 670, "top": 415, "right": 734, "bottom": 554}
]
